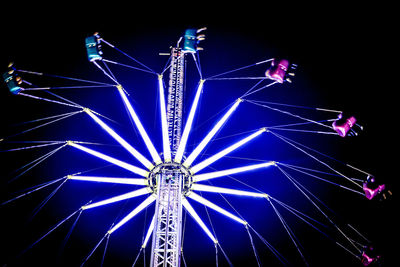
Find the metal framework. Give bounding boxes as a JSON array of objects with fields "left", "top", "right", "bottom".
[
  {"left": 151, "top": 47, "right": 186, "bottom": 267},
  {"left": 167, "top": 48, "right": 185, "bottom": 154},
  {"left": 150, "top": 166, "right": 184, "bottom": 267}
]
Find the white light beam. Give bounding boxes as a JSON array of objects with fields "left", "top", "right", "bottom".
[
  {"left": 142, "top": 214, "right": 156, "bottom": 248},
  {"left": 182, "top": 198, "right": 218, "bottom": 244},
  {"left": 191, "top": 184, "right": 268, "bottom": 199},
  {"left": 174, "top": 80, "right": 205, "bottom": 163},
  {"left": 82, "top": 187, "right": 151, "bottom": 210},
  {"left": 158, "top": 75, "right": 172, "bottom": 162},
  {"left": 116, "top": 85, "right": 162, "bottom": 165},
  {"left": 190, "top": 128, "right": 267, "bottom": 174},
  {"left": 68, "top": 142, "right": 149, "bottom": 177},
  {"left": 108, "top": 194, "right": 156, "bottom": 235},
  {"left": 187, "top": 192, "right": 247, "bottom": 225},
  {"left": 68, "top": 175, "right": 147, "bottom": 186},
  {"left": 193, "top": 161, "right": 276, "bottom": 182},
  {"left": 183, "top": 98, "right": 242, "bottom": 168},
  {"left": 84, "top": 108, "right": 154, "bottom": 170}
]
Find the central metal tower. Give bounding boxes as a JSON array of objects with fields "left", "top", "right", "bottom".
[
  {"left": 150, "top": 47, "right": 186, "bottom": 267},
  {"left": 167, "top": 48, "right": 185, "bottom": 154}
]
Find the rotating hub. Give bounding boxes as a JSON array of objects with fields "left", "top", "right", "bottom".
[{"left": 147, "top": 162, "right": 192, "bottom": 195}]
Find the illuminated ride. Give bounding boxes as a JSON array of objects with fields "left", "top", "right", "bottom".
[{"left": 1, "top": 28, "right": 390, "bottom": 266}]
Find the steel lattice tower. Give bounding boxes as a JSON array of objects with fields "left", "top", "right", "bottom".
[{"left": 150, "top": 47, "right": 186, "bottom": 267}]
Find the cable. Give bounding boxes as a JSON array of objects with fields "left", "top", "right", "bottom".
[
  {"left": 206, "top": 58, "right": 273, "bottom": 80},
  {"left": 100, "top": 234, "right": 110, "bottom": 267},
  {"left": 276, "top": 165, "right": 361, "bottom": 255},
  {"left": 269, "top": 130, "right": 363, "bottom": 189},
  {"left": 16, "top": 208, "right": 82, "bottom": 262},
  {"left": 246, "top": 224, "right": 262, "bottom": 267},
  {"left": 8, "top": 143, "right": 67, "bottom": 183},
  {"left": 1, "top": 177, "right": 66, "bottom": 206},
  {"left": 241, "top": 81, "right": 278, "bottom": 98},
  {"left": 28, "top": 178, "right": 68, "bottom": 222},
  {"left": 278, "top": 163, "right": 364, "bottom": 195},
  {"left": 80, "top": 233, "right": 109, "bottom": 267},
  {"left": 246, "top": 99, "right": 334, "bottom": 130},
  {"left": 191, "top": 53, "right": 203, "bottom": 79},
  {"left": 217, "top": 242, "right": 233, "bottom": 267},
  {"left": 1, "top": 111, "right": 83, "bottom": 142},
  {"left": 18, "top": 92, "right": 82, "bottom": 109},
  {"left": 267, "top": 196, "right": 309, "bottom": 266},
  {"left": 0, "top": 141, "right": 64, "bottom": 152},
  {"left": 100, "top": 38, "right": 156, "bottom": 74},
  {"left": 92, "top": 61, "right": 119, "bottom": 85},
  {"left": 57, "top": 209, "right": 83, "bottom": 262},
  {"left": 247, "top": 225, "right": 288, "bottom": 265},
  {"left": 239, "top": 79, "right": 265, "bottom": 98},
  {"left": 16, "top": 69, "right": 114, "bottom": 86}
]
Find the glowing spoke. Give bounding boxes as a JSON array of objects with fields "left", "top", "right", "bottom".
[
  {"left": 142, "top": 214, "right": 156, "bottom": 248},
  {"left": 68, "top": 175, "right": 147, "bottom": 185},
  {"left": 190, "top": 128, "right": 267, "bottom": 174},
  {"left": 183, "top": 98, "right": 242, "bottom": 168},
  {"left": 108, "top": 194, "right": 156, "bottom": 235},
  {"left": 182, "top": 198, "right": 218, "bottom": 244},
  {"left": 174, "top": 80, "right": 205, "bottom": 163},
  {"left": 193, "top": 161, "right": 276, "bottom": 182},
  {"left": 187, "top": 191, "right": 247, "bottom": 225},
  {"left": 158, "top": 75, "right": 172, "bottom": 162},
  {"left": 68, "top": 142, "right": 149, "bottom": 177},
  {"left": 191, "top": 184, "right": 268, "bottom": 199},
  {"left": 116, "top": 85, "right": 162, "bottom": 165},
  {"left": 82, "top": 187, "right": 150, "bottom": 210},
  {"left": 84, "top": 108, "right": 154, "bottom": 170}
]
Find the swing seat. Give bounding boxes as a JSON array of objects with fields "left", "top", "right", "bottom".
[
  {"left": 85, "top": 35, "right": 102, "bottom": 62},
  {"left": 265, "top": 59, "right": 290, "bottom": 83},
  {"left": 183, "top": 29, "right": 198, "bottom": 53},
  {"left": 332, "top": 113, "right": 357, "bottom": 137},
  {"left": 363, "top": 184, "right": 386, "bottom": 200},
  {"left": 182, "top": 28, "right": 206, "bottom": 53},
  {"left": 361, "top": 246, "right": 381, "bottom": 266},
  {"left": 3, "top": 69, "right": 22, "bottom": 95}
]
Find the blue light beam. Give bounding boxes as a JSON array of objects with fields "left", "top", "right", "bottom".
[
  {"left": 182, "top": 198, "right": 218, "bottom": 244},
  {"left": 116, "top": 85, "right": 162, "bottom": 165},
  {"left": 158, "top": 75, "right": 172, "bottom": 162},
  {"left": 190, "top": 128, "right": 267, "bottom": 174},
  {"left": 174, "top": 79, "right": 205, "bottom": 163},
  {"left": 142, "top": 214, "right": 156, "bottom": 248},
  {"left": 193, "top": 161, "right": 276, "bottom": 182},
  {"left": 183, "top": 98, "right": 242, "bottom": 168},
  {"left": 107, "top": 194, "right": 156, "bottom": 235},
  {"left": 68, "top": 175, "right": 147, "bottom": 185},
  {"left": 191, "top": 184, "right": 268, "bottom": 199},
  {"left": 84, "top": 108, "right": 154, "bottom": 170},
  {"left": 67, "top": 142, "right": 149, "bottom": 177},
  {"left": 186, "top": 191, "right": 247, "bottom": 225},
  {"left": 81, "top": 188, "right": 151, "bottom": 210}
]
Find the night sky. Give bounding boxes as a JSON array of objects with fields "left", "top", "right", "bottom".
[{"left": 0, "top": 3, "right": 397, "bottom": 267}]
